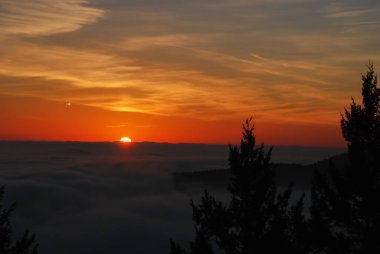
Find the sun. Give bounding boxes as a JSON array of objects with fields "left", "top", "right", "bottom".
[{"left": 119, "top": 136, "right": 132, "bottom": 143}]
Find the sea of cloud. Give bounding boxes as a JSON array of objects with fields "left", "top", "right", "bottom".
[{"left": 0, "top": 142, "right": 345, "bottom": 254}]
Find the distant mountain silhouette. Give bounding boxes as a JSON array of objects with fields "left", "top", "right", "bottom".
[{"left": 172, "top": 153, "right": 348, "bottom": 191}]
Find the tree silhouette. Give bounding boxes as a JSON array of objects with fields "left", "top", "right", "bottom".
[
  {"left": 310, "top": 63, "right": 380, "bottom": 253},
  {"left": 171, "top": 63, "right": 380, "bottom": 254},
  {"left": 0, "top": 186, "right": 38, "bottom": 254},
  {"left": 171, "top": 117, "right": 307, "bottom": 254}
]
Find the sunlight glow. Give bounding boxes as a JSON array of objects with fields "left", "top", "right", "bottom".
[{"left": 120, "top": 136, "right": 132, "bottom": 143}]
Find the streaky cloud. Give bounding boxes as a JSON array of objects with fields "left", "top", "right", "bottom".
[{"left": 0, "top": 0, "right": 105, "bottom": 36}]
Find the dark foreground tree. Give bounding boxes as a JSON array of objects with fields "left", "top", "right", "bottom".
[
  {"left": 171, "top": 117, "right": 307, "bottom": 254},
  {"left": 310, "top": 63, "right": 380, "bottom": 253},
  {"left": 0, "top": 186, "right": 38, "bottom": 254}
]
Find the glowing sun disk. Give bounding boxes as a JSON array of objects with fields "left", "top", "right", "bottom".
[{"left": 120, "top": 136, "right": 132, "bottom": 143}]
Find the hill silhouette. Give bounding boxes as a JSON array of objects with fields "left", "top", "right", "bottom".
[{"left": 172, "top": 153, "right": 348, "bottom": 191}]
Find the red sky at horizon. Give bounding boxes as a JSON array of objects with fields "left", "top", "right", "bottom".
[
  {"left": 0, "top": 94, "right": 345, "bottom": 147},
  {"left": 0, "top": 0, "right": 378, "bottom": 147}
]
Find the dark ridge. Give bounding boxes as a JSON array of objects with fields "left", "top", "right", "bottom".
[{"left": 172, "top": 153, "right": 348, "bottom": 192}]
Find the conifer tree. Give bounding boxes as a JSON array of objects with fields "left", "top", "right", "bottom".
[
  {"left": 310, "top": 63, "right": 380, "bottom": 253},
  {"left": 0, "top": 186, "right": 38, "bottom": 254},
  {"left": 171, "top": 117, "right": 306, "bottom": 254}
]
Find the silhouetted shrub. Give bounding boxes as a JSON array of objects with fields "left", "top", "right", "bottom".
[{"left": 0, "top": 186, "right": 38, "bottom": 254}]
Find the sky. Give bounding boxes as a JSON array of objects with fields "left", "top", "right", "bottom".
[{"left": 0, "top": 0, "right": 379, "bottom": 146}]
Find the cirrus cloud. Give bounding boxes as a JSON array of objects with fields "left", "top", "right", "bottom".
[{"left": 0, "top": 0, "right": 105, "bottom": 37}]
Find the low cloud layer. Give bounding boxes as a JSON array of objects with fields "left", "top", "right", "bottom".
[{"left": 0, "top": 142, "right": 345, "bottom": 254}]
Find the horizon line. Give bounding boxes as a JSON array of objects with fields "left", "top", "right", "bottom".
[{"left": 0, "top": 140, "right": 346, "bottom": 149}]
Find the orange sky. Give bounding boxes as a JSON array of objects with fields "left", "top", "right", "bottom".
[
  {"left": 0, "top": 94, "right": 344, "bottom": 147},
  {"left": 1, "top": 0, "right": 379, "bottom": 147}
]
